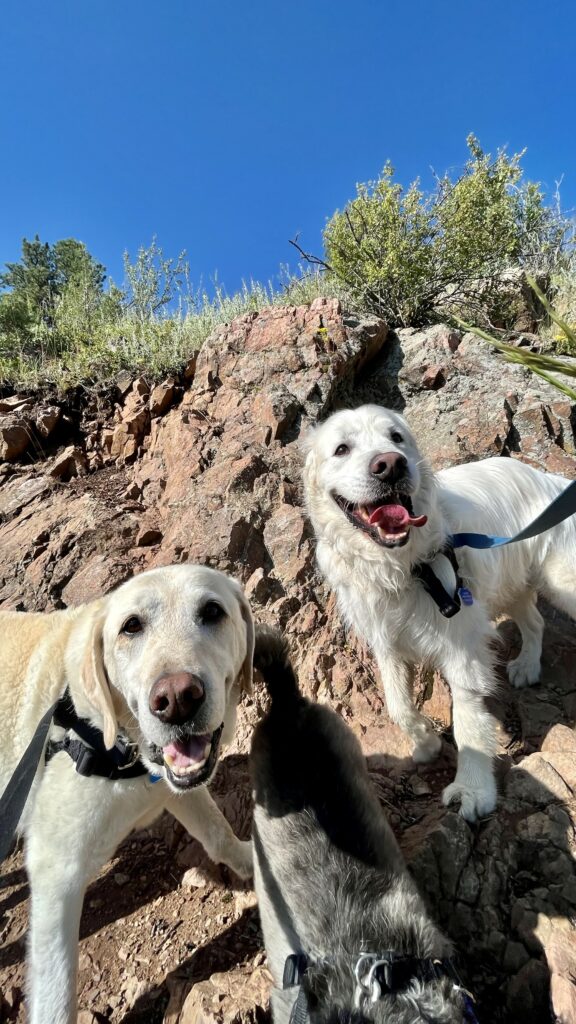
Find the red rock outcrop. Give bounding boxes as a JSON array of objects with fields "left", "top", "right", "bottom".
[{"left": 1, "top": 297, "right": 575, "bottom": 1023}]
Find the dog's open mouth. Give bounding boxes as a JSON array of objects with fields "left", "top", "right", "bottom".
[
  {"left": 334, "top": 493, "right": 427, "bottom": 548},
  {"left": 150, "top": 725, "right": 223, "bottom": 789}
]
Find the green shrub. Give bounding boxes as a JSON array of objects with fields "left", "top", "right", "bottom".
[{"left": 324, "top": 136, "right": 573, "bottom": 328}]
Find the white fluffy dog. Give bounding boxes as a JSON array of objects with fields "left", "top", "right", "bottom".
[{"left": 303, "top": 404, "right": 576, "bottom": 821}]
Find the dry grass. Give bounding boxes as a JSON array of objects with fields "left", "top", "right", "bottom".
[{"left": 0, "top": 268, "right": 346, "bottom": 390}]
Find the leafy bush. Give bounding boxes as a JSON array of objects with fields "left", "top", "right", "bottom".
[
  {"left": 323, "top": 136, "right": 573, "bottom": 328},
  {"left": 3, "top": 139, "right": 573, "bottom": 387}
]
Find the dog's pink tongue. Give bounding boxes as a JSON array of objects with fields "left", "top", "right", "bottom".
[
  {"left": 163, "top": 734, "right": 210, "bottom": 767},
  {"left": 369, "top": 504, "right": 428, "bottom": 532}
]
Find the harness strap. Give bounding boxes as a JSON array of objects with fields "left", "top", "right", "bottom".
[
  {"left": 45, "top": 733, "right": 145, "bottom": 779},
  {"left": 282, "top": 951, "right": 480, "bottom": 1021},
  {"left": 289, "top": 985, "right": 310, "bottom": 1024},
  {"left": 46, "top": 689, "right": 148, "bottom": 780},
  {"left": 283, "top": 954, "right": 308, "bottom": 988},
  {"left": 419, "top": 478, "right": 576, "bottom": 617},
  {"left": 0, "top": 689, "right": 150, "bottom": 869},
  {"left": 412, "top": 542, "right": 477, "bottom": 618},
  {"left": 52, "top": 690, "right": 107, "bottom": 746},
  {"left": 412, "top": 560, "right": 461, "bottom": 618},
  {"left": 284, "top": 955, "right": 311, "bottom": 1024},
  {"left": 0, "top": 699, "right": 60, "bottom": 864}
]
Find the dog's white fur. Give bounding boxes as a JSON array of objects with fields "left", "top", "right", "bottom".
[
  {"left": 304, "top": 404, "right": 576, "bottom": 821},
  {"left": 0, "top": 564, "right": 254, "bottom": 1024}
]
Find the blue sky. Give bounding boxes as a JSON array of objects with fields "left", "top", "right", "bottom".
[{"left": 2, "top": 0, "right": 575, "bottom": 296}]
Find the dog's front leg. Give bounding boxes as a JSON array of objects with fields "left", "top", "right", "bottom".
[
  {"left": 376, "top": 653, "right": 442, "bottom": 763},
  {"left": 25, "top": 848, "right": 85, "bottom": 1024},
  {"left": 165, "top": 786, "right": 253, "bottom": 879},
  {"left": 25, "top": 763, "right": 165, "bottom": 1024},
  {"left": 440, "top": 653, "right": 498, "bottom": 822}
]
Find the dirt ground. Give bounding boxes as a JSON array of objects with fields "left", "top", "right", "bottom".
[
  {"left": 0, "top": 738, "right": 457, "bottom": 1023},
  {"left": 2, "top": 311, "right": 576, "bottom": 1022},
  {"left": 0, "top": 751, "right": 262, "bottom": 1023},
  {"left": 1, "top": 621, "right": 576, "bottom": 1024}
]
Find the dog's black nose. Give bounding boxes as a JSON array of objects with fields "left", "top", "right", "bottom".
[
  {"left": 370, "top": 452, "right": 408, "bottom": 482},
  {"left": 149, "top": 672, "right": 205, "bottom": 725}
]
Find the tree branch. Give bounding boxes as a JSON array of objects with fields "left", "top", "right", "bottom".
[{"left": 289, "top": 236, "right": 333, "bottom": 272}]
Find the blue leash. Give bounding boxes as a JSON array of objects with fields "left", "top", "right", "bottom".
[{"left": 452, "top": 478, "right": 576, "bottom": 550}]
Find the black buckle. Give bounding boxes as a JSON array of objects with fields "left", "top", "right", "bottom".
[
  {"left": 74, "top": 743, "right": 97, "bottom": 777},
  {"left": 413, "top": 558, "right": 462, "bottom": 618},
  {"left": 283, "top": 953, "right": 308, "bottom": 989}
]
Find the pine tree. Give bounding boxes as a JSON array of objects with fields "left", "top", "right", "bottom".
[{"left": 0, "top": 236, "right": 106, "bottom": 323}]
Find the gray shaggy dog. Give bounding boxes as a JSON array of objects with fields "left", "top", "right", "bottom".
[{"left": 250, "top": 629, "right": 474, "bottom": 1024}]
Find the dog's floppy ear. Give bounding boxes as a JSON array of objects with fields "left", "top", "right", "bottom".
[
  {"left": 82, "top": 612, "right": 118, "bottom": 750},
  {"left": 236, "top": 587, "right": 255, "bottom": 694}
]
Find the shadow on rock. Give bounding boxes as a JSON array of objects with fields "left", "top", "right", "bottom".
[
  {"left": 126, "top": 729, "right": 576, "bottom": 1024},
  {"left": 122, "top": 907, "right": 264, "bottom": 1024},
  {"left": 405, "top": 733, "right": 576, "bottom": 1024},
  {"left": 492, "top": 603, "right": 576, "bottom": 758},
  {"left": 333, "top": 329, "right": 406, "bottom": 413}
]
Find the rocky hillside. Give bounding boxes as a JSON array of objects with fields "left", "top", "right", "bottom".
[{"left": 1, "top": 298, "right": 575, "bottom": 1024}]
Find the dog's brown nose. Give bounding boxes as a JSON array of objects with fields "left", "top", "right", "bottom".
[
  {"left": 149, "top": 672, "right": 205, "bottom": 725},
  {"left": 370, "top": 452, "right": 407, "bottom": 482}
]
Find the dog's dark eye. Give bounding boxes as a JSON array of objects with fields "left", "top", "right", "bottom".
[
  {"left": 200, "top": 601, "right": 226, "bottom": 624},
  {"left": 390, "top": 431, "right": 404, "bottom": 444},
  {"left": 334, "top": 443, "right": 350, "bottom": 457},
  {"left": 121, "top": 616, "right": 143, "bottom": 635}
]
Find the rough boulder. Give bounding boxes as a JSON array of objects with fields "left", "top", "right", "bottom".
[{"left": 1, "top": 298, "right": 575, "bottom": 1023}]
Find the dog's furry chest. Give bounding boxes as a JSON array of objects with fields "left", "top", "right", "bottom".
[
  {"left": 330, "top": 561, "right": 492, "bottom": 670},
  {"left": 342, "top": 584, "right": 443, "bottom": 659}
]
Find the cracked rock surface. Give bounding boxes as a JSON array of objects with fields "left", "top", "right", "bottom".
[{"left": 1, "top": 299, "right": 575, "bottom": 1023}]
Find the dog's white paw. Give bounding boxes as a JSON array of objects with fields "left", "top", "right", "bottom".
[
  {"left": 507, "top": 654, "right": 541, "bottom": 689},
  {"left": 442, "top": 777, "right": 497, "bottom": 822},
  {"left": 225, "top": 838, "right": 253, "bottom": 880},
  {"left": 412, "top": 730, "right": 442, "bottom": 764}
]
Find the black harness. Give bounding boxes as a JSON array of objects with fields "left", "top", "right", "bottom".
[
  {"left": 283, "top": 950, "right": 479, "bottom": 1023},
  {"left": 45, "top": 689, "right": 148, "bottom": 780},
  {"left": 0, "top": 689, "right": 151, "bottom": 867},
  {"left": 254, "top": 826, "right": 479, "bottom": 1024},
  {"left": 412, "top": 544, "right": 472, "bottom": 619}
]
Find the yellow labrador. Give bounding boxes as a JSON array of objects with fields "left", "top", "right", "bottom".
[{"left": 0, "top": 564, "right": 254, "bottom": 1024}]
